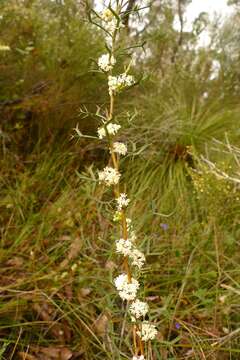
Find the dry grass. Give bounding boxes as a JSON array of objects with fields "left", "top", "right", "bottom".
[{"left": 1, "top": 138, "right": 240, "bottom": 359}]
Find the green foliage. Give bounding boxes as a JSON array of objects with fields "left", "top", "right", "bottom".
[{"left": 0, "top": 0, "right": 104, "bottom": 152}]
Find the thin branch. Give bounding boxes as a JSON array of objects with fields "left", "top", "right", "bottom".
[
  {"left": 122, "top": 0, "right": 136, "bottom": 31},
  {"left": 200, "top": 155, "right": 240, "bottom": 185}
]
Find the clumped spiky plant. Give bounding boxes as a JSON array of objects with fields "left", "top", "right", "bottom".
[{"left": 77, "top": 2, "right": 158, "bottom": 359}]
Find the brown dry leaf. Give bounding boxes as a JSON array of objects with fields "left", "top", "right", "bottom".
[
  {"left": 18, "top": 352, "right": 38, "bottom": 360},
  {"left": 64, "top": 284, "right": 73, "bottom": 301},
  {"left": 145, "top": 295, "right": 160, "bottom": 302},
  {"left": 78, "top": 288, "right": 92, "bottom": 298},
  {"left": 205, "top": 326, "right": 221, "bottom": 337},
  {"left": 32, "top": 303, "right": 64, "bottom": 341},
  {"left": 93, "top": 313, "right": 109, "bottom": 337},
  {"left": 42, "top": 239, "right": 50, "bottom": 247},
  {"left": 59, "top": 235, "right": 72, "bottom": 241},
  {"left": 60, "top": 348, "right": 73, "bottom": 360},
  {"left": 185, "top": 349, "right": 194, "bottom": 358},
  {"left": 67, "top": 236, "right": 82, "bottom": 261},
  {"left": 32, "top": 303, "right": 51, "bottom": 322},
  {"left": 6, "top": 257, "right": 24, "bottom": 267},
  {"left": 105, "top": 260, "right": 117, "bottom": 270},
  {"left": 62, "top": 319, "right": 72, "bottom": 342},
  {"left": 59, "top": 237, "right": 82, "bottom": 269},
  {"left": 38, "top": 347, "right": 72, "bottom": 360},
  {"left": 39, "top": 346, "right": 59, "bottom": 358}
]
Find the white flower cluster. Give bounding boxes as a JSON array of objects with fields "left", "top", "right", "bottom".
[
  {"left": 116, "top": 193, "right": 130, "bottom": 210},
  {"left": 133, "top": 356, "right": 145, "bottom": 360},
  {"left": 98, "top": 53, "right": 116, "bottom": 72},
  {"left": 112, "top": 142, "right": 127, "bottom": 155},
  {"left": 97, "top": 122, "right": 121, "bottom": 139},
  {"left": 98, "top": 166, "right": 121, "bottom": 186},
  {"left": 137, "top": 322, "right": 158, "bottom": 342},
  {"left": 101, "top": 8, "right": 124, "bottom": 36},
  {"left": 108, "top": 74, "right": 135, "bottom": 94},
  {"left": 116, "top": 238, "right": 133, "bottom": 256},
  {"left": 115, "top": 238, "right": 145, "bottom": 269},
  {"left": 131, "top": 249, "right": 145, "bottom": 269},
  {"left": 106, "top": 19, "right": 118, "bottom": 35},
  {"left": 130, "top": 299, "right": 149, "bottom": 319},
  {"left": 114, "top": 273, "right": 140, "bottom": 301}
]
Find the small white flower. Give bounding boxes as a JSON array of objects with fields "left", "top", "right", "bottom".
[
  {"left": 108, "top": 73, "right": 135, "bottom": 94},
  {"left": 114, "top": 273, "right": 127, "bottom": 290},
  {"left": 97, "top": 127, "right": 106, "bottom": 139},
  {"left": 132, "top": 356, "right": 145, "bottom": 360},
  {"left": 114, "top": 273, "right": 139, "bottom": 301},
  {"left": 105, "top": 18, "right": 118, "bottom": 34},
  {"left": 129, "top": 299, "right": 149, "bottom": 319},
  {"left": 137, "top": 322, "right": 157, "bottom": 341},
  {"left": 116, "top": 238, "right": 133, "bottom": 256},
  {"left": 116, "top": 193, "right": 130, "bottom": 210},
  {"left": 130, "top": 249, "right": 145, "bottom": 269},
  {"left": 98, "top": 166, "right": 121, "bottom": 186},
  {"left": 0, "top": 45, "right": 10, "bottom": 51},
  {"left": 101, "top": 9, "right": 125, "bottom": 35},
  {"left": 98, "top": 53, "right": 116, "bottom": 72},
  {"left": 97, "top": 122, "right": 121, "bottom": 139},
  {"left": 119, "top": 283, "right": 139, "bottom": 301},
  {"left": 112, "top": 142, "right": 127, "bottom": 156},
  {"left": 126, "top": 218, "right": 132, "bottom": 227},
  {"left": 101, "top": 10, "right": 116, "bottom": 34},
  {"left": 101, "top": 8, "right": 114, "bottom": 22}
]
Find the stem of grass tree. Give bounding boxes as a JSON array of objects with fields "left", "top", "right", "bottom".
[{"left": 88, "top": 2, "right": 157, "bottom": 359}]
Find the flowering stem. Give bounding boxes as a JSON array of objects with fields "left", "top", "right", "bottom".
[
  {"left": 110, "top": 145, "right": 119, "bottom": 172},
  {"left": 105, "top": 8, "right": 133, "bottom": 284},
  {"left": 133, "top": 324, "right": 137, "bottom": 352},
  {"left": 107, "top": 65, "right": 144, "bottom": 360},
  {"left": 110, "top": 94, "right": 115, "bottom": 120},
  {"left": 95, "top": 5, "right": 157, "bottom": 359},
  {"left": 105, "top": 25, "right": 140, "bottom": 359}
]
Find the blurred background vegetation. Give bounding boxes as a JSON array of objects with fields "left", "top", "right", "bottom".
[{"left": 1, "top": 0, "right": 240, "bottom": 359}]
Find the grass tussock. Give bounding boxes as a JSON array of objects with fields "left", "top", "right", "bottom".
[{"left": 1, "top": 136, "right": 240, "bottom": 359}]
